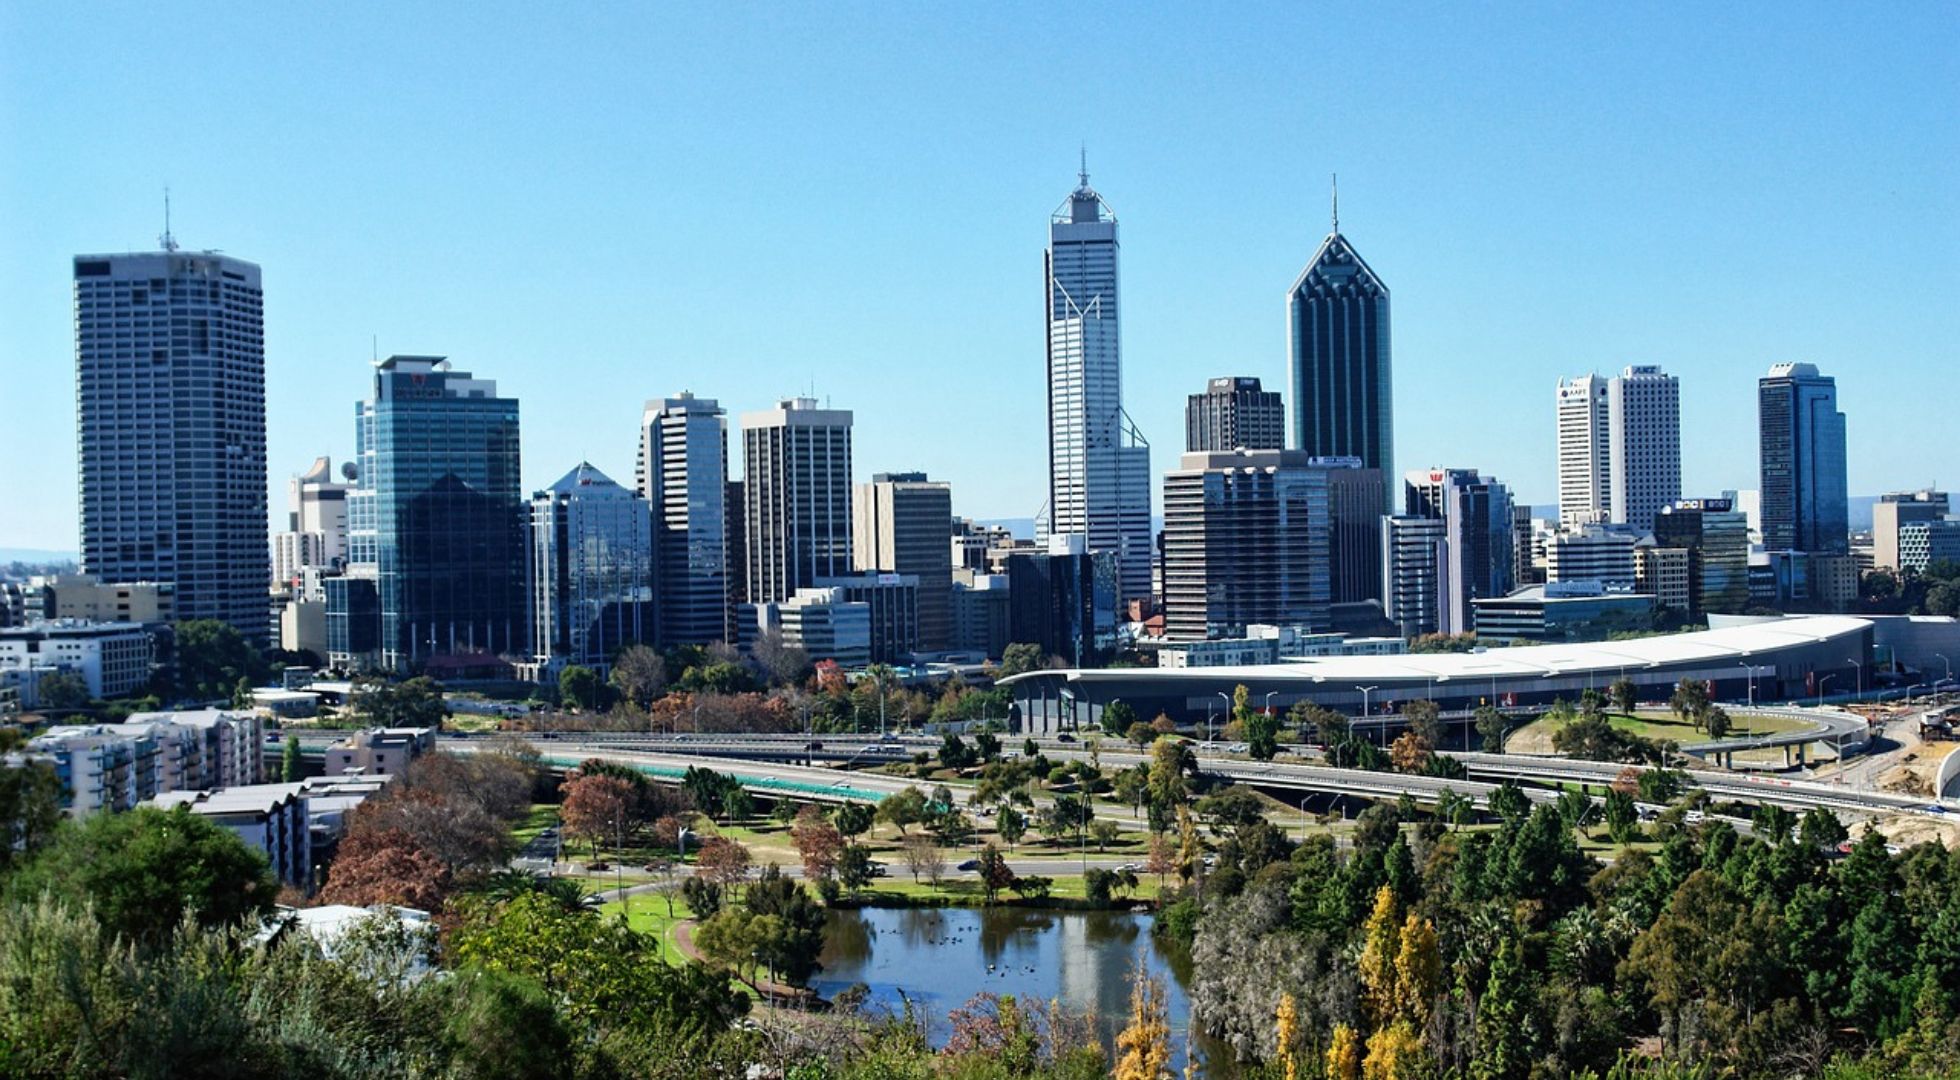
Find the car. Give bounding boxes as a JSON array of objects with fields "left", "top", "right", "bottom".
[
  {"left": 831, "top": 780, "right": 850, "bottom": 789},
  {"left": 587, "top": 860, "right": 611, "bottom": 872},
  {"left": 581, "top": 894, "right": 606, "bottom": 907},
  {"left": 879, "top": 732, "right": 901, "bottom": 743},
  {"left": 1056, "top": 732, "right": 1077, "bottom": 743},
  {"left": 956, "top": 858, "right": 980, "bottom": 871},
  {"left": 1117, "top": 862, "right": 1140, "bottom": 873},
  {"left": 1683, "top": 811, "right": 1705, "bottom": 825},
  {"left": 870, "top": 861, "right": 890, "bottom": 877},
  {"left": 805, "top": 740, "right": 825, "bottom": 750},
  {"left": 1925, "top": 804, "right": 1950, "bottom": 815}
]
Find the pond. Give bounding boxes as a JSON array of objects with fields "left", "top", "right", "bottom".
[{"left": 809, "top": 905, "right": 1232, "bottom": 1074}]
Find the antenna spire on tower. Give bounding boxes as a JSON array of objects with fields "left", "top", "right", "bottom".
[
  {"left": 160, "top": 187, "right": 179, "bottom": 252},
  {"left": 1330, "top": 173, "right": 1339, "bottom": 234},
  {"left": 1079, "top": 142, "right": 1089, "bottom": 189}
]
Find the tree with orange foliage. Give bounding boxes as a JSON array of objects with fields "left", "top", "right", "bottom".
[
  {"left": 560, "top": 773, "right": 633, "bottom": 856},
  {"left": 1388, "top": 731, "right": 1432, "bottom": 773},
  {"left": 789, "top": 805, "right": 844, "bottom": 882},
  {"left": 319, "top": 827, "right": 451, "bottom": 911},
  {"left": 695, "top": 835, "right": 753, "bottom": 891}
]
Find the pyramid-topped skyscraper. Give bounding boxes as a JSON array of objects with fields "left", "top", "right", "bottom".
[{"left": 1288, "top": 181, "right": 1393, "bottom": 512}]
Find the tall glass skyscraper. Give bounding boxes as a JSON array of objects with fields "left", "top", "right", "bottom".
[
  {"left": 365, "top": 356, "right": 525, "bottom": 670},
  {"left": 741, "top": 397, "right": 853, "bottom": 605},
  {"left": 1044, "top": 166, "right": 1152, "bottom": 605},
  {"left": 529, "top": 462, "right": 653, "bottom": 673},
  {"left": 73, "top": 247, "right": 269, "bottom": 641},
  {"left": 1288, "top": 196, "right": 1393, "bottom": 511},
  {"left": 640, "top": 392, "right": 731, "bottom": 646},
  {"left": 1759, "top": 362, "right": 1848, "bottom": 554}
]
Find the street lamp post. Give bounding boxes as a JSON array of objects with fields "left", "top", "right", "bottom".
[
  {"left": 1939, "top": 653, "right": 1955, "bottom": 684},
  {"left": 1817, "top": 673, "right": 1837, "bottom": 708},
  {"left": 1847, "top": 658, "right": 1863, "bottom": 702},
  {"left": 1737, "top": 662, "right": 1756, "bottom": 708},
  {"left": 1298, "top": 795, "right": 1313, "bottom": 842},
  {"left": 1357, "top": 685, "right": 1378, "bottom": 721},
  {"left": 1213, "top": 691, "right": 1231, "bottom": 743}
]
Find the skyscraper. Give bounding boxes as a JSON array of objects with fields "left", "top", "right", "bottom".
[
  {"left": 365, "top": 356, "right": 525, "bottom": 671},
  {"left": 1185, "top": 376, "right": 1285, "bottom": 453},
  {"left": 1398, "top": 468, "right": 1515, "bottom": 636},
  {"left": 1043, "top": 165, "right": 1153, "bottom": 606},
  {"left": 853, "top": 472, "right": 953, "bottom": 652},
  {"left": 1555, "top": 374, "right": 1610, "bottom": 527},
  {"left": 1288, "top": 187, "right": 1392, "bottom": 510},
  {"left": 1160, "top": 450, "right": 1336, "bottom": 641},
  {"left": 641, "top": 393, "right": 731, "bottom": 646},
  {"left": 74, "top": 247, "right": 269, "bottom": 641},
  {"left": 529, "top": 463, "right": 653, "bottom": 674},
  {"left": 1759, "top": 362, "right": 1848, "bottom": 554},
  {"left": 1556, "top": 365, "right": 1680, "bottom": 531},
  {"left": 742, "top": 398, "right": 853, "bottom": 604}
]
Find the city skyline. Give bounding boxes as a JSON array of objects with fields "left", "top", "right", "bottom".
[{"left": 4, "top": 7, "right": 1956, "bottom": 551}]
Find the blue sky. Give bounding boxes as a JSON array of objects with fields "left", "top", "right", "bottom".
[{"left": 2, "top": 4, "right": 1955, "bottom": 551}]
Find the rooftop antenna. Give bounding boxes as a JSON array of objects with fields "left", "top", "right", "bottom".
[
  {"left": 371, "top": 334, "right": 378, "bottom": 364},
  {"left": 1330, "top": 173, "right": 1339, "bottom": 234},
  {"left": 160, "top": 187, "right": 179, "bottom": 252},
  {"left": 1079, "top": 142, "right": 1089, "bottom": 189}
]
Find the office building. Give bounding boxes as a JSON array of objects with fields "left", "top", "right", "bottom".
[
  {"left": 0, "top": 620, "right": 155, "bottom": 703},
  {"left": 1043, "top": 166, "right": 1153, "bottom": 605},
  {"left": 325, "top": 726, "right": 437, "bottom": 777},
  {"left": 1759, "top": 362, "right": 1849, "bottom": 554},
  {"left": 1512, "top": 507, "right": 1545, "bottom": 586},
  {"left": 1403, "top": 468, "right": 1516, "bottom": 634},
  {"left": 640, "top": 393, "right": 732, "bottom": 646},
  {"left": 1556, "top": 366, "right": 1680, "bottom": 530},
  {"left": 20, "top": 574, "right": 173, "bottom": 625},
  {"left": 1897, "top": 520, "right": 1960, "bottom": 574},
  {"left": 73, "top": 247, "right": 268, "bottom": 641},
  {"left": 818, "top": 573, "right": 921, "bottom": 664},
  {"left": 725, "top": 480, "right": 747, "bottom": 609},
  {"left": 1288, "top": 190, "right": 1392, "bottom": 510},
  {"left": 1160, "top": 450, "right": 1340, "bottom": 641},
  {"left": 1158, "top": 626, "right": 1405, "bottom": 668},
  {"left": 1472, "top": 583, "right": 1657, "bottom": 644},
  {"left": 1766, "top": 551, "right": 1861, "bottom": 612},
  {"left": 1186, "top": 376, "right": 1284, "bottom": 453},
  {"left": 1326, "top": 462, "right": 1387, "bottom": 606},
  {"left": 1381, "top": 516, "right": 1448, "bottom": 639},
  {"left": 742, "top": 398, "right": 853, "bottom": 604},
  {"left": 364, "top": 356, "right": 526, "bottom": 671},
  {"left": 1653, "top": 498, "right": 1751, "bottom": 617},
  {"left": 1545, "top": 525, "right": 1641, "bottom": 588},
  {"left": 1006, "top": 535, "right": 1114, "bottom": 668},
  {"left": 767, "top": 588, "right": 872, "bottom": 669},
  {"left": 854, "top": 473, "right": 953, "bottom": 652},
  {"left": 950, "top": 573, "right": 1011, "bottom": 658},
  {"left": 1873, "top": 490, "right": 1950, "bottom": 571},
  {"left": 272, "top": 457, "right": 353, "bottom": 589},
  {"left": 529, "top": 463, "right": 653, "bottom": 676},
  {"left": 952, "top": 518, "right": 1016, "bottom": 574},
  {"left": 323, "top": 575, "right": 380, "bottom": 670},
  {"left": 1635, "top": 544, "right": 1694, "bottom": 614}
]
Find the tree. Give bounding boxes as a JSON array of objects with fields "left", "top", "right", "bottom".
[
  {"left": 1113, "top": 967, "right": 1173, "bottom": 1080},
  {"left": 680, "top": 877, "right": 723, "bottom": 919},
  {"left": 695, "top": 836, "right": 752, "bottom": 890},
  {"left": 0, "top": 755, "right": 62, "bottom": 873},
  {"left": 1327, "top": 1024, "right": 1363, "bottom": 1080},
  {"left": 1147, "top": 737, "right": 1190, "bottom": 819},
  {"left": 939, "top": 732, "right": 975, "bottom": 770},
  {"left": 607, "top": 644, "right": 667, "bottom": 709},
  {"left": 1357, "top": 887, "right": 1402, "bottom": 1025},
  {"left": 1486, "top": 780, "right": 1530, "bottom": 823},
  {"left": 34, "top": 670, "right": 91, "bottom": 712},
  {"left": 998, "top": 642, "right": 1044, "bottom": 678},
  {"left": 876, "top": 786, "right": 928, "bottom": 834},
  {"left": 1603, "top": 787, "right": 1639, "bottom": 845},
  {"left": 353, "top": 675, "right": 450, "bottom": 730},
  {"left": 440, "top": 968, "right": 576, "bottom": 1080},
  {"left": 1090, "top": 818, "right": 1121, "bottom": 852},
  {"left": 1402, "top": 699, "right": 1443, "bottom": 748},
  {"left": 172, "top": 619, "right": 266, "bottom": 700},
  {"left": 1012, "top": 875, "right": 1053, "bottom": 902},
  {"left": 1474, "top": 704, "right": 1507, "bottom": 752},
  {"left": 1389, "top": 731, "right": 1432, "bottom": 773},
  {"left": 694, "top": 908, "right": 773, "bottom": 984},
  {"left": 1113, "top": 765, "right": 1149, "bottom": 817},
  {"left": 1609, "top": 675, "right": 1638, "bottom": 716},
  {"left": 751, "top": 628, "right": 812, "bottom": 687},
  {"left": 901, "top": 832, "right": 945, "bottom": 884},
  {"left": 279, "top": 734, "right": 303, "bottom": 782},
  {"left": 1471, "top": 937, "right": 1533, "bottom": 1080},
  {"left": 995, "top": 804, "right": 1028, "bottom": 849},
  {"left": 557, "top": 665, "right": 604, "bottom": 712},
  {"left": 1704, "top": 705, "right": 1732, "bottom": 740},
  {"left": 743, "top": 866, "right": 826, "bottom": 985},
  {"left": 837, "top": 844, "right": 875, "bottom": 895},
  {"left": 790, "top": 806, "right": 845, "bottom": 881},
  {"left": 319, "top": 828, "right": 453, "bottom": 911},
  {"left": 560, "top": 774, "right": 633, "bottom": 856},
  {"left": 1102, "top": 699, "right": 1138, "bottom": 736},
  {"left": 830, "top": 801, "right": 874, "bottom": 839},
  {"left": 7, "top": 806, "right": 278, "bottom": 944},
  {"left": 1245, "top": 706, "right": 1281, "bottom": 761},
  {"left": 1799, "top": 807, "right": 1848, "bottom": 851},
  {"left": 975, "top": 842, "right": 1015, "bottom": 902},
  {"left": 1668, "top": 677, "right": 1711, "bottom": 729}
]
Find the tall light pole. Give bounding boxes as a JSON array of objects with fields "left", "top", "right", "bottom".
[
  {"left": 1938, "top": 653, "right": 1954, "bottom": 686},
  {"left": 1817, "top": 673, "right": 1836, "bottom": 708},
  {"left": 1213, "top": 691, "right": 1231, "bottom": 743},
  {"left": 1357, "top": 685, "right": 1378, "bottom": 719},
  {"left": 1846, "top": 658, "right": 1863, "bottom": 701},
  {"left": 1737, "top": 662, "right": 1756, "bottom": 708}
]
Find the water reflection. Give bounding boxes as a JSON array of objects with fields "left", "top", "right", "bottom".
[{"left": 812, "top": 906, "right": 1228, "bottom": 1075}]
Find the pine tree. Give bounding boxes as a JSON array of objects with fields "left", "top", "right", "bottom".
[
  {"left": 1275, "top": 992, "right": 1300, "bottom": 1080},
  {"left": 1472, "top": 938, "right": 1531, "bottom": 1080},
  {"left": 1326, "top": 1023, "right": 1363, "bottom": 1080},
  {"left": 1358, "top": 886, "right": 1402, "bottom": 1025},
  {"left": 1394, "top": 911, "right": 1441, "bottom": 1028},
  {"left": 1114, "top": 967, "right": 1173, "bottom": 1080}
]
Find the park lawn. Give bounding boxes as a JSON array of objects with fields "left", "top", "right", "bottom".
[
  {"left": 1512, "top": 708, "right": 1805, "bottom": 751},
  {"left": 511, "top": 804, "right": 560, "bottom": 846},
  {"left": 597, "top": 894, "right": 695, "bottom": 965}
]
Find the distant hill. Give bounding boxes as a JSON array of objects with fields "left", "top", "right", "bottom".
[{"left": 0, "top": 548, "right": 78, "bottom": 564}]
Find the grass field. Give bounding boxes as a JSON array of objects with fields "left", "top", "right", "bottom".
[
  {"left": 511, "top": 804, "right": 560, "bottom": 846},
  {"left": 1510, "top": 708, "right": 1805, "bottom": 753}
]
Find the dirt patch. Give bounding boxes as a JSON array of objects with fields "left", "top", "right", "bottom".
[
  {"left": 1864, "top": 814, "right": 1960, "bottom": 851},
  {"left": 1877, "top": 739, "right": 1959, "bottom": 797}
]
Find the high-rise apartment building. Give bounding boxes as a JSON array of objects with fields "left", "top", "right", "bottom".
[
  {"left": 1043, "top": 167, "right": 1153, "bottom": 606},
  {"left": 640, "top": 393, "right": 731, "bottom": 646},
  {"left": 1288, "top": 194, "right": 1392, "bottom": 510},
  {"left": 364, "top": 356, "right": 525, "bottom": 670},
  {"left": 742, "top": 398, "right": 853, "bottom": 604},
  {"left": 1759, "top": 362, "right": 1848, "bottom": 554},
  {"left": 1160, "top": 450, "right": 1337, "bottom": 641},
  {"left": 1381, "top": 516, "right": 1447, "bottom": 639},
  {"left": 1872, "top": 490, "right": 1947, "bottom": 571},
  {"left": 853, "top": 473, "right": 953, "bottom": 652},
  {"left": 1556, "top": 366, "right": 1680, "bottom": 531},
  {"left": 529, "top": 463, "right": 653, "bottom": 675},
  {"left": 74, "top": 248, "right": 268, "bottom": 641},
  {"left": 1185, "top": 377, "right": 1284, "bottom": 453}
]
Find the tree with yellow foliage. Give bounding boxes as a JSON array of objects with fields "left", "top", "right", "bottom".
[
  {"left": 1392, "top": 910, "right": 1441, "bottom": 1028},
  {"left": 1326, "top": 1023, "right": 1363, "bottom": 1080},
  {"left": 1114, "top": 966, "right": 1173, "bottom": 1080},
  {"left": 1274, "top": 992, "right": 1300, "bottom": 1080},
  {"left": 1357, "top": 886, "right": 1402, "bottom": 1025},
  {"left": 1362, "top": 1020, "right": 1426, "bottom": 1080},
  {"left": 1176, "top": 805, "right": 1202, "bottom": 884}
]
